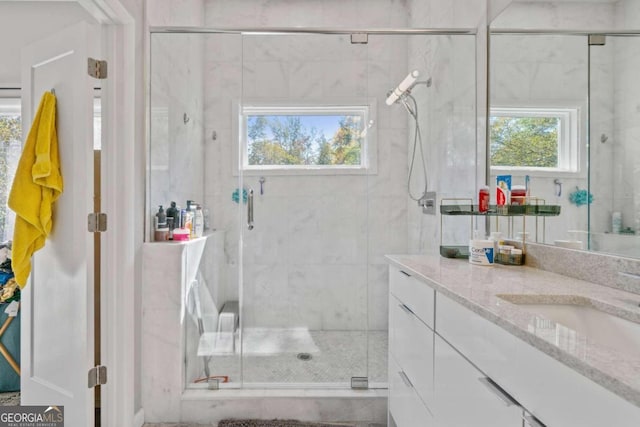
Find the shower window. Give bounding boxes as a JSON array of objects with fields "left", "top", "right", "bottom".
[
  {"left": 239, "top": 104, "right": 375, "bottom": 173},
  {"left": 490, "top": 106, "right": 581, "bottom": 174}
]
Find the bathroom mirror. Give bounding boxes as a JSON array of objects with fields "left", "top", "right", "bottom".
[{"left": 489, "top": 0, "right": 640, "bottom": 259}]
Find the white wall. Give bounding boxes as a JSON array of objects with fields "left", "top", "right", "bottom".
[{"left": 0, "top": 2, "right": 95, "bottom": 86}]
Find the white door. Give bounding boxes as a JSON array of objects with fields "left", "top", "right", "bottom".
[{"left": 20, "top": 21, "right": 99, "bottom": 427}]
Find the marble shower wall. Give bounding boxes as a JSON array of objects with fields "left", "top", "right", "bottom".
[
  {"left": 407, "top": 0, "right": 484, "bottom": 254},
  {"left": 202, "top": 0, "right": 411, "bottom": 331},
  {"left": 149, "top": 31, "right": 205, "bottom": 230}
]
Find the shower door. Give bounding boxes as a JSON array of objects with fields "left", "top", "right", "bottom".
[{"left": 238, "top": 33, "right": 373, "bottom": 386}]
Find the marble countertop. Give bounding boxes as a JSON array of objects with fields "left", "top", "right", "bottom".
[{"left": 386, "top": 254, "right": 640, "bottom": 408}]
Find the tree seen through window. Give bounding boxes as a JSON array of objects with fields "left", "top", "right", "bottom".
[
  {"left": 247, "top": 114, "right": 363, "bottom": 167},
  {"left": 0, "top": 111, "right": 21, "bottom": 242},
  {"left": 490, "top": 116, "right": 559, "bottom": 168}
]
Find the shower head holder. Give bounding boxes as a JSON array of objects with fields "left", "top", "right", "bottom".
[{"left": 386, "top": 70, "right": 432, "bottom": 106}]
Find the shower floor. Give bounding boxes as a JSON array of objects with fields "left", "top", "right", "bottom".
[{"left": 195, "top": 330, "right": 387, "bottom": 386}]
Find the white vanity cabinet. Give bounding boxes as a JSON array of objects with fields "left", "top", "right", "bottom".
[
  {"left": 388, "top": 266, "right": 436, "bottom": 426},
  {"left": 388, "top": 262, "right": 640, "bottom": 427},
  {"left": 388, "top": 266, "right": 522, "bottom": 427},
  {"left": 436, "top": 292, "right": 640, "bottom": 427}
]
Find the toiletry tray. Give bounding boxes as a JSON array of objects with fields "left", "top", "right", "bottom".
[
  {"left": 440, "top": 204, "right": 561, "bottom": 217},
  {"left": 440, "top": 245, "right": 470, "bottom": 259}
]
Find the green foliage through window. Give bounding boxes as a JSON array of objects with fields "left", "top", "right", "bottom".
[
  {"left": 246, "top": 113, "right": 363, "bottom": 167},
  {"left": 490, "top": 116, "right": 559, "bottom": 168},
  {"left": 0, "top": 110, "right": 21, "bottom": 242}
]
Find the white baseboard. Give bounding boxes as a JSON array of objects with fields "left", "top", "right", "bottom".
[{"left": 133, "top": 408, "right": 144, "bottom": 427}]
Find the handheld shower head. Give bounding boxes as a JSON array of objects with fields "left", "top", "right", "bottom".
[{"left": 386, "top": 70, "right": 420, "bottom": 105}]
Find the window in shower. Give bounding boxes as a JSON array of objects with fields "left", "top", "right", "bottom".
[
  {"left": 240, "top": 105, "right": 374, "bottom": 172},
  {"left": 490, "top": 106, "right": 580, "bottom": 173}
]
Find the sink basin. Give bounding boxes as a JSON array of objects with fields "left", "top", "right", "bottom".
[{"left": 498, "top": 296, "right": 640, "bottom": 356}]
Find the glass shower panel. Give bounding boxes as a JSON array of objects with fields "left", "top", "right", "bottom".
[
  {"left": 150, "top": 32, "right": 244, "bottom": 391},
  {"left": 367, "top": 32, "right": 478, "bottom": 385},
  {"left": 588, "top": 35, "right": 640, "bottom": 258},
  {"left": 240, "top": 33, "right": 371, "bottom": 386}
]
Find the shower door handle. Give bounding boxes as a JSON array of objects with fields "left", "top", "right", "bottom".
[{"left": 247, "top": 188, "right": 254, "bottom": 230}]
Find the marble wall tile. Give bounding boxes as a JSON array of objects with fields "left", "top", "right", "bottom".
[
  {"left": 491, "top": 2, "right": 614, "bottom": 30},
  {"left": 287, "top": 264, "right": 368, "bottom": 330},
  {"left": 146, "top": 0, "right": 204, "bottom": 26},
  {"left": 176, "top": 394, "right": 387, "bottom": 424},
  {"left": 150, "top": 33, "right": 205, "bottom": 218},
  {"left": 403, "top": 13, "right": 478, "bottom": 254}
]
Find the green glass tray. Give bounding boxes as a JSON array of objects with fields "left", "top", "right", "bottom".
[
  {"left": 440, "top": 245, "right": 470, "bottom": 259},
  {"left": 440, "top": 204, "right": 561, "bottom": 217}
]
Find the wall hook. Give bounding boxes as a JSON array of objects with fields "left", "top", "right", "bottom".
[
  {"left": 600, "top": 133, "right": 608, "bottom": 143},
  {"left": 554, "top": 179, "right": 562, "bottom": 197},
  {"left": 259, "top": 176, "right": 266, "bottom": 195},
  {"left": 183, "top": 113, "right": 190, "bottom": 124}
]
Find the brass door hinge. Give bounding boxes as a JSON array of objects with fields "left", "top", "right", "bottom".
[
  {"left": 88, "top": 212, "right": 107, "bottom": 232},
  {"left": 88, "top": 365, "right": 107, "bottom": 388},
  {"left": 88, "top": 58, "right": 108, "bottom": 79}
]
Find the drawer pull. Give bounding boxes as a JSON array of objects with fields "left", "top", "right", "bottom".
[
  {"left": 399, "top": 270, "right": 411, "bottom": 277},
  {"left": 478, "top": 377, "right": 518, "bottom": 407},
  {"left": 398, "top": 371, "right": 413, "bottom": 388},
  {"left": 398, "top": 303, "right": 414, "bottom": 315},
  {"left": 523, "top": 415, "right": 547, "bottom": 427}
]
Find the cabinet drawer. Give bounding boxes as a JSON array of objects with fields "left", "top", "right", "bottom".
[
  {"left": 389, "top": 265, "right": 435, "bottom": 328},
  {"left": 389, "top": 357, "right": 434, "bottom": 427},
  {"left": 433, "top": 334, "right": 523, "bottom": 427},
  {"left": 436, "top": 291, "right": 640, "bottom": 427},
  {"left": 389, "top": 295, "right": 435, "bottom": 405},
  {"left": 436, "top": 292, "right": 520, "bottom": 389}
]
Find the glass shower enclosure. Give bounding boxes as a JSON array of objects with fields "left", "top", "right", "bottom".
[{"left": 148, "top": 28, "right": 477, "bottom": 391}]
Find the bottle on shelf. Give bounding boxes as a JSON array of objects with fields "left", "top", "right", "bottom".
[
  {"left": 166, "top": 201, "right": 179, "bottom": 236},
  {"left": 154, "top": 205, "right": 168, "bottom": 241},
  {"left": 194, "top": 204, "right": 204, "bottom": 238}
]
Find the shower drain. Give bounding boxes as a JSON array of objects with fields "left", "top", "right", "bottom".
[{"left": 296, "top": 352, "right": 312, "bottom": 361}]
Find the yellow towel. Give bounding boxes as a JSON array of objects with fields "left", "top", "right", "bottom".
[{"left": 8, "top": 92, "right": 63, "bottom": 288}]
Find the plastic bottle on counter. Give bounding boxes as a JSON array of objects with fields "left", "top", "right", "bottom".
[{"left": 469, "top": 230, "right": 494, "bottom": 266}]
